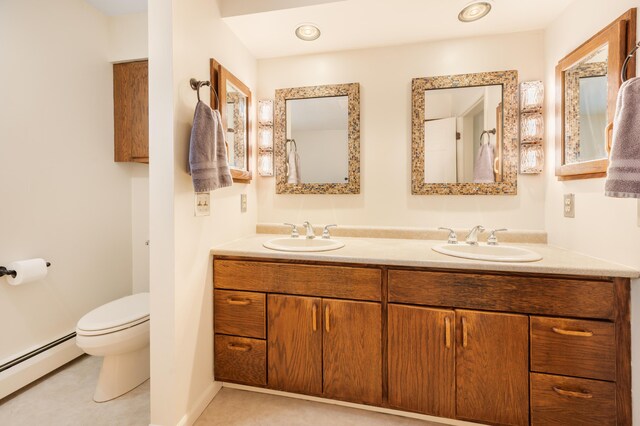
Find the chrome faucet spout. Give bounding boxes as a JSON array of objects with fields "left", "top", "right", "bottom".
[
  {"left": 303, "top": 221, "right": 315, "bottom": 239},
  {"left": 465, "top": 225, "right": 485, "bottom": 245}
]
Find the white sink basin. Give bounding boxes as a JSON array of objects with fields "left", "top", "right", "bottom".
[
  {"left": 263, "top": 237, "right": 345, "bottom": 252},
  {"left": 432, "top": 243, "right": 542, "bottom": 262}
]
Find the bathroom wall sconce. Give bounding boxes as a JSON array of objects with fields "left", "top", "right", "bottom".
[
  {"left": 519, "top": 81, "right": 544, "bottom": 174},
  {"left": 257, "top": 100, "right": 274, "bottom": 176}
]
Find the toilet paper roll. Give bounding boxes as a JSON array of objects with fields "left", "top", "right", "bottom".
[{"left": 6, "top": 258, "right": 48, "bottom": 286}]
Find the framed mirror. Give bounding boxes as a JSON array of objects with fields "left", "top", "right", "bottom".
[
  {"left": 411, "top": 70, "right": 518, "bottom": 195},
  {"left": 274, "top": 83, "right": 360, "bottom": 194},
  {"left": 555, "top": 9, "right": 636, "bottom": 180},
  {"left": 211, "top": 58, "right": 252, "bottom": 183}
]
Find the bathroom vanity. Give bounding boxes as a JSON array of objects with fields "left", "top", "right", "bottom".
[{"left": 212, "top": 234, "right": 637, "bottom": 426}]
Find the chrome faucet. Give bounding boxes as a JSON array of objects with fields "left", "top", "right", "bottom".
[
  {"left": 465, "top": 225, "right": 485, "bottom": 245},
  {"left": 302, "top": 221, "right": 315, "bottom": 239},
  {"left": 322, "top": 224, "right": 337, "bottom": 239}
]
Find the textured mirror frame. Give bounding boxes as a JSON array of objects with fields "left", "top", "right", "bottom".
[
  {"left": 411, "top": 70, "right": 519, "bottom": 195},
  {"left": 274, "top": 83, "right": 360, "bottom": 194}
]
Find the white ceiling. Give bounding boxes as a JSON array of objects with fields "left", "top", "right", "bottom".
[
  {"left": 223, "top": 0, "right": 574, "bottom": 59},
  {"left": 85, "top": 0, "right": 147, "bottom": 16}
]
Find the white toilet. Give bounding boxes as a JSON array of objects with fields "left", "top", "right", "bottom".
[{"left": 76, "top": 292, "right": 150, "bottom": 402}]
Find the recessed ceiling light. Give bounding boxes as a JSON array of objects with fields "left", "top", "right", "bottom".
[
  {"left": 295, "top": 23, "right": 321, "bottom": 41},
  {"left": 458, "top": 1, "right": 492, "bottom": 23}
]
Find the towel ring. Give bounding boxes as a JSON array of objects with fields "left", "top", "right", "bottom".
[
  {"left": 286, "top": 138, "right": 298, "bottom": 153},
  {"left": 621, "top": 41, "right": 640, "bottom": 82},
  {"left": 479, "top": 128, "right": 496, "bottom": 145},
  {"left": 189, "top": 78, "right": 220, "bottom": 109}
]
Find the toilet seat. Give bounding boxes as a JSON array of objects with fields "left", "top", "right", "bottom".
[{"left": 77, "top": 292, "right": 149, "bottom": 336}]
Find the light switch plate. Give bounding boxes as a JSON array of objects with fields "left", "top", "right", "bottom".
[
  {"left": 240, "top": 194, "right": 247, "bottom": 213},
  {"left": 564, "top": 193, "right": 575, "bottom": 218},
  {"left": 195, "top": 193, "right": 210, "bottom": 216}
]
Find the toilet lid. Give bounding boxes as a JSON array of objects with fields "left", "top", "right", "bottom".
[{"left": 77, "top": 292, "right": 149, "bottom": 333}]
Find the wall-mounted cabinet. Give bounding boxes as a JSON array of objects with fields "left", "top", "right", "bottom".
[{"left": 113, "top": 60, "right": 148, "bottom": 163}]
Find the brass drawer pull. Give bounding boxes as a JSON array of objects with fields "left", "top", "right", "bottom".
[
  {"left": 325, "top": 305, "right": 330, "bottom": 332},
  {"left": 227, "top": 298, "right": 251, "bottom": 306},
  {"left": 444, "top": 317, "right": 451, "bottom": 349},
  {"left": 312, "top": 304, "right": 317, "bottom": 332},
  {"left": 553, "top": 386, "right": 593, "bottom": 399},
  {"left": 461, "top": 317, "right": 468, "bottom": 348},
  {"left": 227, "top": 343, "right": 252, "bottom": 352},
  {"left": 552, "top": 327, "right": 593, "bottom": 337}
]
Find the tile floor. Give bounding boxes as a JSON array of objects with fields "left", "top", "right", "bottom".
[
  {"left": 0, "top": 355, "right": 149, "bottom": 426},
  {"left": 1, "top": 355, "right": 444, "bottom": 425}
]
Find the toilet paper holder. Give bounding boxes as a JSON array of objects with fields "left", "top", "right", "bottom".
[{"left": 0, "top": 262, "right": 51, "bottom": 278}]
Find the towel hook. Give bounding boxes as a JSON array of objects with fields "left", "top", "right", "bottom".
[
  {"left": 189, "top": 78, "right": 220, "bottom": 109},
  {"left": 621, "top": 41, "right": 640, "bottom": 82}
]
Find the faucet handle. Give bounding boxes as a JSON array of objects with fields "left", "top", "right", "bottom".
[
  {"left": 438, "top": 227, "right": 458, "bottom": 244},
  {"left": 487, "top": 228, "right": 507, "bottom": 245},
  {"left": 322, "top": 224, "right": 338, "bottom": 239},
  {"left": 283, "top": 223, "right": 299, "bottom": 238}
]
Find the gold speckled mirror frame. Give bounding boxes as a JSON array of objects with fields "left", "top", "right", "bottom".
[
  {"left": 274, "top": 83, "right": 360, "bottom": 194},
  {"left": 411, "top": 70, "right": 519, "bottom": 195}
]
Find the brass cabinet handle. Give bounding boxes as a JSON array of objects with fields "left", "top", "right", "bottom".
[
  {"left": 552, "top": 327, "right": 593, "bottom": 337},
  {"left": 227, "top": 343, "right": 251, "bottom": 352},
  {"left": 605, "top": 122, "right": 614, "bottom": 154},
  {"left": 227, "top": 298, "right": 251, "bottom": 306},
  {"left": 312, "top": 304, "right": 317, "bottom": 332},
  {"left": 461, "top": 317, "right": 468, "bottom": 348},
  {"left": 553, "top": 386, "right": 593, "bottom": 399},
  {"left": 325, "top": 305, "right": 330, "bottom": 332},
  {"left": 445, "top": 317, "right": 451, "bottom": 349}
]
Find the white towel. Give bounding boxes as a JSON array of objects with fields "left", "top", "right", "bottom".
[
  {"left": 605, "top": 77, "right": 640, "bottom": 198},
  {"left": 474, "top": 142, "right": 495, "bottom": 183},
  {"left": 188, "top": 101, "right": 232, "bottom": 192},
  {"left": 287, "top": 149, "right": 302, "bottom": 184}
]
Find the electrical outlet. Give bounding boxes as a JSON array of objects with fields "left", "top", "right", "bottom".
[
  {"left": 564, "top": 193, "right": 575, "bottom": 218},
  {"left": 195, "top": 193, "right": 210, "bottom": 216},
  {"left": 240, "top": 194, "right": 247, "bottom": 213}
]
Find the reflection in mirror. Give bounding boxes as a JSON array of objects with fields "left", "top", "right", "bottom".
[
  {"left": 412, "top": 70, "right": 518, "bottom": 195},
  {"left": 285, "top": 96, "right": 349, "bottom": 184},
  {"left": 226, "top": 80, "right": 248, "bottom": 170},
  {"left": 564, "top": 44, "right": 609, "bottom": 164},
  {"left": 275, "top": 83, "right": 360, "bottom": 194},
  {"left": 424, "top": 85, "right": 503, "bottom": 184}
]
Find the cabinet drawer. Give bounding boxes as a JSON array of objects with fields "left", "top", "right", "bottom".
[
  {"left": 214, "top": 335, "right": 266, "bottom": 386},
  {"left": 214, "top": 290, "right": 266, "bottom": 339},
  {"left": 531, "top": 316, "right": 615, "bottom": 381},
  {"left": 214, "top": 260, "right": 381, "bottom": 301},
  {"left": 388, "top": 270, "right": 614, "bottom": 320},
  {"left": 531, "top": 373, "right": 616, "bottom": 426}
]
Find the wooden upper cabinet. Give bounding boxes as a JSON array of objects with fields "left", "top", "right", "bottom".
[
  {"left": 388, "top": 305, "right": 455, "bottom": 418},
  {"left": 322, "top": 299, "right": 382, "bottom": 406},
  {"left": 456, "top": 310, "right": 529, "bottom": 426},
  {"left": 267, "top": 294, "right": 322, "bottom": 395},
  {"left": 113, "top": 60, "right": 149, "bottom": 163}
]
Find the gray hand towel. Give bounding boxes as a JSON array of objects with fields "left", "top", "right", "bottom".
[
  {"left": 473, "top": 142, "right": 495, "bottom": 183},
  {"left": 189, "top": 101, "right": 232, "bottom": 192},
  {"left": 605, "top": 77, "right": 640, "bottom": 198}
]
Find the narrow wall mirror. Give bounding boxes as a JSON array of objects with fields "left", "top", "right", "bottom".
[
  {"left": 412, "top": 70, "right": 518, "bottom": 195},
  {"left": 274, "top": 83, "right": 360, "bottom": 194},
  {"left": 211, "top": 58, "right": 252, "bottom": 183},
  {"left": 555, "top": 9, "right": 636, "bottom": 180}
]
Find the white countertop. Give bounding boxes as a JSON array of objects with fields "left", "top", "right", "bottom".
[{"left": 211, "top": 234, "right": 639, "bottom": 279}]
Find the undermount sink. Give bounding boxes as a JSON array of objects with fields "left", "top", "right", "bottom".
[
  {"left": 263, "top": 237, "right": 345, "bottom": 252},
  {"left": 432, "top": 243, "right": 542, "bottom": 263}
]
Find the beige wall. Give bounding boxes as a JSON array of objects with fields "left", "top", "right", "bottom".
[
  {"left": 543, "top": 0, "right": 640, "bottom": 416},
  {"left": 256, "top": 31, "right": 546, "bottom": 231},
  {"left": 108, "top": 12, "right": 148, "bottom": 63},
  {"left": 0, "top": 0, "right": 133, "bottom": 361},
  {"left": 148, "top": 0, "right": 258, "bottom": 424}
]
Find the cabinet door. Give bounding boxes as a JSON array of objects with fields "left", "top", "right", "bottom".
[
  {"left": 322, "top": 299, "right": 382, "bottom": 405},
  {"left": 456, "top": 310, "right": 529, "bottom": 426},
  {"left": 267, "top": 294, "right": 322, "bottom": 395},
  {"left": 114, "top": 60, "right": 148, "bottom": 163},
  {"left": 388, "top": 304, "right": 455, "bottom": 417}
]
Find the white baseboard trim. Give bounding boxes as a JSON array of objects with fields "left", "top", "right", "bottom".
[
  {"left": 0, "top": 337, "right": 83, "bottom": 400},
  {"left": 222, "top": 383, "right": 482, "bottom": 426},
  {"left": 175, "top": 380, "right": 222, "bottom": 426}
]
